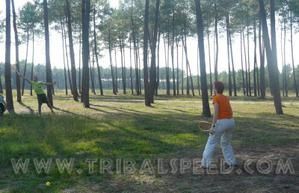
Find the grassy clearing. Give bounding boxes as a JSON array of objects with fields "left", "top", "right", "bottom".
[{"left": 0, "top": 91, "right": 298, "bottom": 193}]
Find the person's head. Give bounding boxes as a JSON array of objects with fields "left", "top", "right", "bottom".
[
  {"left": 33, "top": 76, "right": 38, "bottom": 81},
  {"left": 214, "top": 81, "right": 224, "bottom": 95}
]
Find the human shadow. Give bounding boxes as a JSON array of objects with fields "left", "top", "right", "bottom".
[{"left": 18, "top": 102, "right": 34, "bottom": 114}]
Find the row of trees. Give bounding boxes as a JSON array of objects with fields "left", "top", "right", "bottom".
[
  {"left": 2, "top": 62, "right": 299, "bottom": 94},
  {"left": 2, "top": 0, "right": 299, "bottom": 115}
]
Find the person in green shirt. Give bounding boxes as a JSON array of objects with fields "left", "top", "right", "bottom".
[{"left": 17, "top": 71, "right": 55, "bottom": 115}]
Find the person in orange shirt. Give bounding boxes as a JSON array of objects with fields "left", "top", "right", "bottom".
[{"left": 201, "top": 81, "right": 237, "bottom": 169}]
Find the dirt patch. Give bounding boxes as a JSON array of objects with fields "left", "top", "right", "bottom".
[{"left": 61, "top": 145, "right": 299, "bottom": 193}]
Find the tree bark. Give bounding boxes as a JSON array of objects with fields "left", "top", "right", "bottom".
[
  {"left": 194, "top": 0, "right": 211, "bottom": 117},
  {"left": 253, "top": 19, "right": 258, "bottom": 97},
  {"left": 63, "top": 21, "right": 73, "bottom": 92},
  {"left": 43, "top": 0, "right": 53, "bottom": 106},
  {"left": 93, "top": 8, "right": 103, "bottom": 96},
  {"left": 120, "top": 40, "right": 127, "bottom": 94},
  {"left": 108, "top": 28, "right": 116, "bottom": 95},
  {"left": 259, "top": 18, "right": 266, "bottom": 99},
  {"left": 90, "top": 52, "right": 96, "bottom": 95},
  {"left": 171, "top": 8, "right": 176, "bottom": 96},
  {"left": 61, "top": 22, "right": 68, "bottom": 95},
  {"left": 143, "top": 0, "right": 150, "bottom": 106},
  {"left": 242, "top": 31, "right": 249, "bottom": 96},
  {"left": 12, "top": 0, "right": 21, "bottom": 103},
  {"left": 214, "top": 2, "right": 219, "bottom": 81},
  {"left": 149, "top": 0, "right": 160, "bottom": 103},
  {"left": 129, "top": 37, "right": 134, "bottom": 95},
  {"left": 22, "top": 31, "right": 29, "bottom": 96},
  {"left": 259, "top": 0, "right": 283, "bottom": 114},
  {"left": 30, "top": 31, "right": 35, "bottom": 96},
  {"left": 81, "top": 0, "right": 90, "bottom": 107},
  {"left": 226, "top": 14, "right": 232, "bottom": 97},
  {"left": 66, "top": 0, "right": 79, "bottom": 101},
  {"left": 5, "top": 0, "right": 14, "bottom": 112},
  {"left": 290, "top": 12, "right": 298, "bottom": 97},
  {"left": 229, "top": 28, "right": 237, "bottom": 96},
  {"left": 240, "top": 32, "right": 246, "bottom": 96},
  {"left": 207, "top": 32, "right": 213, "bottom": 96}
]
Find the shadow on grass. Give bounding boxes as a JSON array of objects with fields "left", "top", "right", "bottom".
[
  {"left": 1, "top": 105, "right": 299, "bottom": 192},
  {"left": 18, "top": 102, "right": 34, "bottom": 114}
]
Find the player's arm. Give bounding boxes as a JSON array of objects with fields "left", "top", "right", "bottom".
[
  {"left": 210, "top": 103, "right": 219, "bottom": 135},
  {"left": 212, "top": 103, "right": 219, "bottom": 126},
  {"left": 43, "top": 81, "right": 56, "bottom": 86}
]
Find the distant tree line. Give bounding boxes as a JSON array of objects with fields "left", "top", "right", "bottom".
[{"left": 1, "top": 62, "right": 298, "bottom": 96}]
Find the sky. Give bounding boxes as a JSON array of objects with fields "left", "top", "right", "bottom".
[{"left": 0, "top": 0, "right": 299, "bottom": 76}]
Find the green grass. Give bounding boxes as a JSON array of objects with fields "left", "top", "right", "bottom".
[{"left": 0, "top": 91, "right": 298, "bottom": 192}]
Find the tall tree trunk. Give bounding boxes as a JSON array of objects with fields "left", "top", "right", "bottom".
[
  {"left": 194, "top": 0, "right": 211, "bottom": 117},
  {"left": 22, "top": 31, "right": 29, "bottom": 96},
  {"left": 226, "top": 14, "right": 232, "bottom": 97},
  {"left": 108, "top": 29, "right": 116, "bottom": 95},
  {"left": 229, "top": 29, "right": 237, "bottom": 96},
  {"left": 61, "top": 22, "right": 68, "bottom": 95},
  {"left": 12, "top": 0, "right": 21, "bottom": 103},
  {"left": 30, "top": 31, "right": 35, "bottom": 96},
  {"left": 283, "top": 19, "right": 288, "bottom": 97},
  {"left": 247, "top": 24, "right": 251, "bottom": 96},
  {"left": 120, "top": 40, "right": 127, "bottom": 94},
  {"left": 259, "top": 18, "right": 266, "bottom": 99},
  {"left": 259, "top": 0, "right": 283, "bottom": 114},
  {"left": 182, "top": 37, "right": 190, "bottom": 95},
  {"left": 243, "top": 31, "right": 249, "bottom": 96},
  {"left": 78, "top": 32, "right": 82, "bottom": 94},
  {"left": 66, "top": 0, "right": 79, "bottom": 101},
  {"left": 290, "top": 12, "right": 298, "bottom": 97},
  {"left": 129, "top": 37, "right": 134, "bottom": 95},
  {"left": 181, "top": 39, "right": 184, "bottom": 95},
  {"left": 240, "top": 32, "right": 246, "bottom": 96},
  {"left": 155, "top": 32, "right": 161, "bottom": 96},
  {"left": 253, "top": 19, "right": 258, "bottom": 97},
  {"left": 63, "top": 22, "right": 73, "bottom": 91},
  {"left": 149, "top": 0, "right": 160, "bottom": 103},
  {"left": 281, "top": 24, "right": 285, "bottom": 97},
  {"left": 176, "top": 40, "right": 179, "bottom": 95},
  {"left": 114, "top": 49, "right": 119, "bottom": 93},
  {"left": 143, "top": 0, "right": 150, "bottom": 106},
  {"left": 131, "top": 3, "right": 140, "bottom": 96},
  {"left": 137, "top": 44, "right": 142, "bottom": 95},
  {"left": 214, "top": 2, "right": 219, "bottom": 81},
  {"left": 90, "top": 52, "right": 96, "bottom": 95},
  {"left": 207, "top": 31, "right": 213, "bottom": 96},
  {"left": 183, "top": 36, "right": 195, "bottom": 96},
  {"left": 166, "top": 22, "right": 171, "bottom": 96},
  {"left": 5, "top": 0, "right": 14, "bottom": 112},
  {"left": 196, "top": 46, "right": 201, "bottom": 95},
  {"left": 171, "top": 8, "right": 176, "bottom": 96},
  {"left": 93, "top": 8, "right": 103, "bottom": 96},
  {"left": 43, "top": 0, "right": 53, "bottom": 106},
  {"left": 81, "top": 0, "right": 90, "bottom": 107}
]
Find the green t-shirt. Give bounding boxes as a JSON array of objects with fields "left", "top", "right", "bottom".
[{"left": 31, "top": 81, "right": 45, "bottom": 95}]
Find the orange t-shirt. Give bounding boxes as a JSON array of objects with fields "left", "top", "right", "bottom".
[{"left": 212, "top": 94, "right": 233, "bottom": 120}]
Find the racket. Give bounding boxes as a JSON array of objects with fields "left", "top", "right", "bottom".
[{"left": 199, "top": 121, "right": 211, "bottom": 133}]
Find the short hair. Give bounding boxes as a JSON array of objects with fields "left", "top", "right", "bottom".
[{"left": 214, "top": 81, "right": 224, "bottom": 94}]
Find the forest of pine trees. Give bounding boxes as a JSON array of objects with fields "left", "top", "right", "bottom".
[{"left": 1, "top": 0, "right": 299, "bottom": 115}]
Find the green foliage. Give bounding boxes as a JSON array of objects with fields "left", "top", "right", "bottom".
[{"left": 19, "top": 1, "right": 41, "bottom": 42}]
